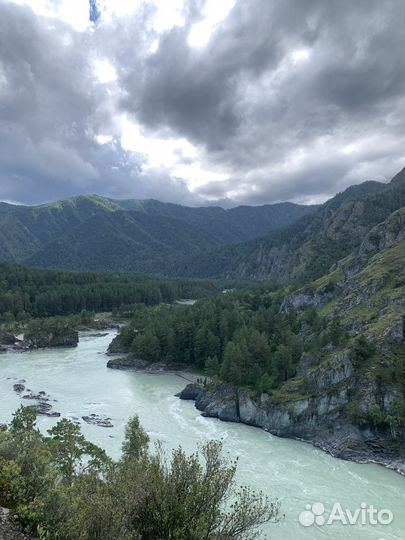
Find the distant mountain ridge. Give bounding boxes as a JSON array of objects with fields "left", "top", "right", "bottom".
[
  {"left": 170, "top": 169, "right": 405, "bottom": 283},
  {"left": 0, "top": 195, "right": 316, "bottom": 273},
  {"left": 0, "top": 169, "right": 403, "bottom": 279}
]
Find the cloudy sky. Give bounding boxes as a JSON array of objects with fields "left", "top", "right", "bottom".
[{"left": 0, "top": 0, "right": 403, "bottom": 207}]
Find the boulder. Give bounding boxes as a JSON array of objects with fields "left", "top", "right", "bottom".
[
  {"left": 27, "top": 402, "right": 60, "bottom": 417},
  {"left": 82, "top": 414, "right": 113, "bottom": 428},
  {"left": 107, "top": 357, "right": 147, "bottom": 370}
]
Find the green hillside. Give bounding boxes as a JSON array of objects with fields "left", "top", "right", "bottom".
[{"left": 0, "top": 195, "right": 315, "bottom": 273}]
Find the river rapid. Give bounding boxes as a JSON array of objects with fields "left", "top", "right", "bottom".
[{"left": 0, "top": 331, "right": 404, "bottom": 540}]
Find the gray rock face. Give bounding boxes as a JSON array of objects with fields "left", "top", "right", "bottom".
[
  {"left": 280, "top": 291, "right": 335, "bottom": 313},
  {"left": 306, "top": 351, "right": 353, "bottom": 389},
  {"left": 358, "top": 208, "right": 404, "bottom": 259},
  {"left": 107, "top": 335, "right": 130, "bottom": 354},
  {"left": 26, "top": 402, "right": 60, "bottom": 417},
  {"left": 12, "top": 381, "right": 60, "bottom": 416},
  {"left": 13, "top": 383, "right": 25, "bottom": 394},
  {"left": 0, "top": 333, "right": 18, "bottom": 345},
  {"left": 178, "top": 383, "right": 205, "bottom": 401},
  {"left": 179, "top": 368, "right": 404, "bottom": 474},
  {"left": 107, "top": 357, "right": 147, "bottom": 370}
]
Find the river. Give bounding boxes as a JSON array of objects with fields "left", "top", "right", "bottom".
[{"left": 0, "top": 331, "right": 404, "bottom": 540}]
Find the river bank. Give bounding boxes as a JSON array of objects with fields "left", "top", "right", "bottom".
[
  {"left": 106, "top": 355, "right": 204, "bottom": 383},
  {"left": 106, "top": 355, "right": 404, "bottom": 475},
  {"left": 178, "top": 382, "right": 405, "bottom": 476},
  {"left": 1, "top": 331, "right": 404, "bottom": 540}
]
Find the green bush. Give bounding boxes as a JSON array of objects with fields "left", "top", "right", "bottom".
[{"left": 0, "top": 407, "right": 280, "bottom": 540}]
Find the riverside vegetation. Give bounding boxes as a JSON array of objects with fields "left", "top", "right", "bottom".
[
  {"left": 0, "top": 263, "right": 219, "bottom": 350},
  {"left": 111, "top": 204, "right": 405, "bottom": 470},
  {"left": 0, "top": 407, "right": 279, "bottom": 540}
]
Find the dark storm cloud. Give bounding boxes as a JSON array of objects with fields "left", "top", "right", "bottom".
[
  {"left": 115, "top": 0, "right": 404, "bottom": 203},
  {"left": 0, "top": 1, "right": 203, "bottom": 205},
  {"left": 0, "top": 0, "right": 403, "bottom": 206}
]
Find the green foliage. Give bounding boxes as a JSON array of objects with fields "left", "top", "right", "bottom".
[
  {"left": 0, "top": 411, "right": 279, "bottom": 540},
  {"left": 0, "top": 193, "right": 315, "bottom": 276},
  {"left": 169, "top": 170, "right": 404, "bottom": 281},
  {"left": 345, "top": 401, "right": 366, "bottom": 425},
  {"left": 328, "top": 317, "right": 343, "bottom": 346},
  {"left": 0, "top": 260, "right": 219, "bottom": 320},
  {"left": 205, "top": 355, "right": 220, "bottom": 377},
  {"left": 121, "top": 415, "right": 149, "bottom": 462},
  {"left": 117, "top": 287, "right": 315, "bottom": 393},
  {"left": 47, "top": 419, "right": 110, "bottom": 484},
  {"left": 131, "top": 330, "right": 161, "bottom": 363}
]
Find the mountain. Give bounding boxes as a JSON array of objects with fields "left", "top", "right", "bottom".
[
  {"left": 110, "top": 197, "right": 316, "bottom": 244},
  {"left": 173, "top": 169, "right": 404, "bottom": 283},
  {"left": 0, "top": 169, "right": 403, "bottom": 279},
  {"left": 0, "top": 195, "right": 316, "bottom": 273}
]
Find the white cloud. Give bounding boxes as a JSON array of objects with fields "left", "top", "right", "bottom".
[
  {"left": 120, "top": 116, "right": 196, "bottom": 169},
  {"left": 9, "top": 0, "right": 90, "bottom": 31},
  {"left": 342, "top": 144, "right": 356, "bottom": 155},
  {"left": 2, "top": 0, "right": 403, "bottom": 207},
  {"left": 188, "top": 0, "right": 235, "bottom": 48},
  {"left": 94, "top": 59, "right": 117, "bottom": 83},
  {"left": 95, "top": 134, "right": 113, "bottom": 144},
  {"left": 291, "top": 48, "right": 310, "bottom": 63}
]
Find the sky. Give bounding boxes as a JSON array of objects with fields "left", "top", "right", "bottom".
[{"left": 0, "top": 0, "right": 403, "bottom": 207}]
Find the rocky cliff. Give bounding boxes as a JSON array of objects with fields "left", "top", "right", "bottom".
[
  {"left": 180, "top": 356, "right": 403, "bottom": 474},
  {"left": 179, "top": 208, "right": 405, "bottom": 473}
]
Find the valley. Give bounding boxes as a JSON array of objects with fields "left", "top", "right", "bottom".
[{"left": 0, "top": 169, "right": 404, "bottom": 540}]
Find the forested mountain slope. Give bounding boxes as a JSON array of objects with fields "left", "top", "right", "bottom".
[
  {"left": 111, "top": 197, "right": 316, "bottom": 244},
  {"left": 0, "top": 195, "right": 315, "bottom": 273},
  {"left": 173, "top": 169, "right": 404, "bottom": 283}
]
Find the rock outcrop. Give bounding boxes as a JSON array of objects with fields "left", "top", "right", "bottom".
[
  {"left": 23, "top": 330, "right": 78, "bottom": 349},
  {"left": 107, "top": 334, "right": 130, "bottom": 354},
  {"left": 107, "top": 357, "right": 147, "bottom": 370},
  {"left": 82, "top": 414, "right": 113, "bottom": 427},
  {"left": 179, "top": 345, "right": 404, "bottom": 475},
  {"left": 12, "top": 382, "right": 60, "bottom": 417},
  {"left": 180, "top": 382, "right": 404, "bottom": 474},
  {"left": 26, "top": 402, "right": 60, "bottom": 417}
]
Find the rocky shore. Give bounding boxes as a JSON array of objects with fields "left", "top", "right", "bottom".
[
  {"left": 178, "top": 382, "right": 405, "bottom": 475},
  {"left": 0, "top": 331, "right": 78, "bottom": 352},
  {"left": 106, "top": 355, "right": 203, "bottom": 383}
]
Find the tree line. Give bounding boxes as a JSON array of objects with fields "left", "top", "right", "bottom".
[{"left": 0, "top": 260, "right": 219, "bottom": 321}]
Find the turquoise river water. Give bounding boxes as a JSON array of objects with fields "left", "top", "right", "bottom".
[{"left": 0, "top": 331, "right": 404, "bottom": 540}]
